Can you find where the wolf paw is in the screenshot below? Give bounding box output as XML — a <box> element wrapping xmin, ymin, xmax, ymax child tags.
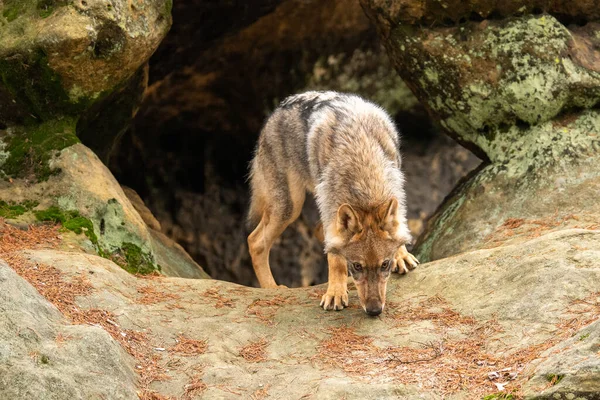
<box><xmin>320</xmin><ymin>283</ymin><xmax>349</xmax><ymax>311</ymax></box>
<box><xmin>393</xmin><ymin>245</ymin><xmax>420</xmax><ymax>274</ymax></box>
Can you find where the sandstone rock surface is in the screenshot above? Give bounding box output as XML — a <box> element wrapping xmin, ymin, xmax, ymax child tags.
<box><xmin>0</xmin><ymin>260</ymin><xmax>138</xmax><ymax>399</ymax></box>
<box><xmin>2</xmin><ymin>227</ymin><xmax>597</xmax><ymax>399</ymax></box>
<box><xmin>0</xmin><ymin>143</ymin><xmax>209</xmax><ymax>278</ymax></box>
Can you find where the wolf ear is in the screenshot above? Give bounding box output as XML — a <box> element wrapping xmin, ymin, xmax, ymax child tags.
<box><xmin>337</xmin><ymin>204</ymin><xmax>362</xmax><ymax>235</ymax></box>
<box><xmin>382</xmin><ymin>198</ymin><xmax>398</xmax><ymax>221</ymax></box>
<box><xmin>379</xmin><ymin>198</ymin><xmax>399</xmax><ymax>234</ymax></box>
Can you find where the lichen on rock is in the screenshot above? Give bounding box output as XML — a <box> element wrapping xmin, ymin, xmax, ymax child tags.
<box><xmin>362</xmin><ymin>1</ymin><xmax>600</xmax><ymax>267</ymax></box>
<box><xmin>382</xmin><ymin>14</ymin><xmax>600</xmax><ymax>158</ymax></box>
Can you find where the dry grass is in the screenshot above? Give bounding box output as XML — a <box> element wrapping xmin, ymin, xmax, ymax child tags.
<box><xmin>558</xmin><ymin>292</ymin><xmax>600</xmax><ymax>335</ymax></box>
<box><xmin>239</xmin><ymin>338</ymin><xmax>268</xmax><ymax>363</ymax></box>
<box><xmin>246</xmin><ymin>295</ymin><xmax>295</xmax><ymax>324</ymax></box>
<box><xmin>227</xmin><ymin>286</ymin><xmax>252</xmax><ymax>295</ymax></box>
<box><xmin>307</xmin><ymin>289</ymin><xmax>326</xmax><ymax>301</ymax></box>
<box><xmin>0</xmin><ymin>220</ymin><xmax>170</xmax><ymax>399</ymax></box>
<box><xmin>251</xmin><ymin>384</ymin><xmax>271</xmax><ymax>400</ymax></box>
<box><xmin>182</xmin><ymin>374</ymin><xmax>208</xmax><ymax>400</ymax></box>
<box><xmin>483</xmin><ymin>213</ymin><xmax>599</xmax><ymax>248</ymax></box>
<box><xmin>135</xmin><ymin>271</ymin><xmax>165</xmax><ymax>280</ymax></box>
<box><xmin>137</xmin><ymin>285</ymin><xmax>181</xmax><ymax>305</ymax></box>
<box><xmin>315</xmin><ymin>294</ymin><xmax>600</xmax><ymax>398</ymax></box>
<box><xmin>202</xmin><ymin>287</ymin><xmax>235</xmax><ymax>308</ymax></box>
<box><xmin>170</xmin><ymin>334</ymin><xmax>208</xmax><ymax>356</ymax></box>
<box><xmin>139</xmin><ymin>391</ymin><xmax>176</xmax><ymax>400</ymax></box>
<box><xmin>54</xmin><ymin>332</ymin><xmax>73</xmax><ymax>347</ymax></box>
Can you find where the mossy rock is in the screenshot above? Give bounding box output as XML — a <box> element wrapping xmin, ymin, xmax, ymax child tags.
<box><xmin>0</xmin><ymin>118</ymin><xmax>79</xmax><ymax>181</ymax></box>
<box><xmin>35</xmin><ymin>206</ymin><xmax>98</xmax><ymax>245</ymax></box>
<box><xmin>0</xmin><ymin>49</ymin><xmax>85</xmax><ymax>124</ymax></box>
<box><xmin>34</xmin><ymin>205</ymin><xmax>159</xmax><ymax>274</ymax></box>
<box><xmin>414</xmin><ymin>110</ymin><xmax>600</xmax><ymax>262</ymax></box>
<box><xmin>0</xmin><ymin>200</ymin><xmax>38</xmax><ymax>219</ymax></box>
<box><xmin>363</xmin><ymin>10</ymin><xmax>600</xmax><ymax>158</ymax></box>
<box><xmin>0</xmin><ymin>0</ymin><xmax>172</xmax><ymax>124</ymax></box>
<box><xmin>110</xmin><ymin>242</ymin><xmax>159</xmax><ymax>275</ymax></box>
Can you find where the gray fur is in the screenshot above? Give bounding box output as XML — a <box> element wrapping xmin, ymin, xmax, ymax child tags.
<box><xmin>248</xmin><ymin>91</ymin><xmax>411</xmax><ymax>252</ymax></box>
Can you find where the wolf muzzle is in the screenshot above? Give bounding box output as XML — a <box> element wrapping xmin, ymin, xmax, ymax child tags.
<box><xmin>365</xmin><ymin>300</ymin><xmax>383</xmax><ymax>316</ymax></box>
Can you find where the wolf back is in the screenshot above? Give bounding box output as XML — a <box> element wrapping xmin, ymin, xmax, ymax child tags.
<box><xmin>247</xmin><ymin>90</ymin><xmax>411</xmax><ymax>251</ymax></box>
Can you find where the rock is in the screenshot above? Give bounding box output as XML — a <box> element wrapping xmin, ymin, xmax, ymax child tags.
<box><xmin>121</xmin><ymin>185</ymin><xmax>162</xmax><ymax>232</ymax></box>
<box><xmin>361</xmin><ymin>0</ymin><xmax>600</xmax><ymax>27</ymax></box>
<box><xmin>0</xmin><ymin>0</ymin><xmax>171</xmax><ymax>124</ymax></box>
<box><xmin>523</xmin><ymin>320</ymin><xmax>600</xmax><ymax>399</ymax></box>
<box><xmin>149</xmin><ymin>228</ymin><xmax>210</xmax><ymax>279</ymax></box>
<box><xmin>0</xmin><ymin>260</ymin><xmax>138</xmax><ymax>399</ymax></box>
<box><xmin>415</xmin><ymin>110</ymin><xmax>600</xmax><ymax>262</ymax></box>
<box><xmin>49</xmin><ymin>144</ymin><xmax>152</xmax><ymax>255</ymax></box>
<box><xmin>8</xmin><ymin>226</ymin><xmax>599</xmax><ymax>398</ymax></box>
<box><xmin>0</xmin><ymin>142</ymin><xmax>209</xmax><ymax>278</ymax></box>
<box><xmin>363</xmin><ymin>11</ymin><xmax>600</xmax><ymax>157</ymax></box>
<box><xmin>0</xmin><ymin>0</ymin><xmax>188</xmax><ymax>277</ymax></box>
<box><xmin>361</xmin><ymin>2</ymin><xmax>600</xmax><ymax>262</ymax></box>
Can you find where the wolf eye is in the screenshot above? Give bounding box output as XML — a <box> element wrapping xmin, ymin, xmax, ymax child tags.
<box><xmin>352</xmin><ymin>262</ymin><xmax>363</xmax><ymax>272</ymax></box>
<box><xmin>381</xmin><ymin>260</ymin><xmax>391</xmax><ymax>271</ymax></box>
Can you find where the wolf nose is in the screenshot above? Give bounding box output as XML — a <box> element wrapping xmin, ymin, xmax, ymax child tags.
<box><xmin>365</xmin><ymin>306</ymin><xmax>382</xmax><ymax>316</ymax></box>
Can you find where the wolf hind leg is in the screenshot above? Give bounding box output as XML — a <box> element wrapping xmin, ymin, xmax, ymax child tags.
<box><xmin>247</xmin><ymin>175</ymin><xmax>306</xmax><ymax>288</ymax></box>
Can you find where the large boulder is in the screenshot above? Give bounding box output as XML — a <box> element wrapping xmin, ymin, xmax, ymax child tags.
<box><xmin>523</xmin><ymin>320</ymin><xmax>600</xmax><ymax>399</ymax></box>
<box><xmin>0</xmin><ymin>0</ymin><xmax>171</xmax><ymax>125</ymax></box>
<box><xmin>0</xmin><ymin>143</ymin><xmax>208</xmax><ymax>278</ymax></box>
<box><xmin>0</xmin><ymin>0</ymin><xmax>207</xmax><ymax>278</ymax></box>
<box><xmin>0</xmin><ymin>261</ymin><xmax>138</xmax><ymax>399</ymax></box>
<box><xmin>361</xmin><ymin>1</ymin><xmax>600</xmax><ymax>262</ymax></box>
<box><xmin>2</xmin><ymin>225</ymin><xmax>597</xmax><ymax>398</ymax></box>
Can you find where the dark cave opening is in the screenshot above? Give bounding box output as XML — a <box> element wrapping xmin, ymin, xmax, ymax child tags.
<box><xmin>107</xmin><ymin>0</ymin><xmax>481</xmax><ymax>288</ymax></box>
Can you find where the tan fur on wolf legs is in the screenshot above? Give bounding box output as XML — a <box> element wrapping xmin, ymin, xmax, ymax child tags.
<box><xmin>248</xmin><ymin>213</ymin><xmax>286</xmax><ymax>288</ymax></box>
<box><xmin>393</xmin><ymin>244</ymin><xmax>419</xmax><ymax>274</ymax></box>
<box><xmin>320</xmin><ymin>253</ymin><xmax>349</xmax><ymax>310</ymax></box>
<box><xmin>248</xmin><ymin>188</ymin><xmax>305</xmax><ymax>288</ymax></box>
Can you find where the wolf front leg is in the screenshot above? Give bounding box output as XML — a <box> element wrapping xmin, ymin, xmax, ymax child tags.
<box><xmin>321</xmin><ymin>253</ymin><xmax>349</xmax><ymax>310</ymax></box>
<box><xmin>393</xmin><ymin>245</ymin><xmax>420</xmax><ymax>274</ymax></box>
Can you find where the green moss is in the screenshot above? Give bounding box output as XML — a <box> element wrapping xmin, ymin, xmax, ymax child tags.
<box><xmin>579</xmin><ymin>332</ymin><xmax>590</xmax><ymax>341</ymax></box>
<box><xmin>0</xmin><ymin>49</ymin><xmax>92</xmax><ymax>122</ymax></box>
<box><xmin>37</xmin><ymin>0</ymin><xmax>55</xmax><ymax>18</ymax></box>
<box><xmin>40</xmin><ymin>354</ymin><xmax>49</xmax><ymax>364</ymax></box>
<box><xmin>1</xmin><ymin>117</ymin><xmax>79</xmax><ymax>181</ymax></box>
<box><xmin>34</xmin><ymin>206</ymin><xmax>159</xmax><ymax>275</ymax></box>
<box><xmin>2</xmin><ymin>0</ymin><xmax>60</xmax><ymax>21</ymax></box>
<box><xmin>112</xmin><ymin>242</ymin><xmax>158</xmax><ymax>275</ymax></box>
<box><xmin>35</xmin><ymin>206</ymin><xmax>98</xmax><ymax>245</ymax></box>
<box><xmin>164</xmin><ymin>0</ymin><xmax>173</xmax><ymax>16</ymax></box>
<box><xmin>482</xmin><ymin>394</ymin><xmax>514</xmax><ymax>400</ymax></box>
<box><xmin>63</xmin><ymin>216</ymin><xmax>98</xmax><ymax>244</ymax></box>
<box><xmin>2</xmin><ymin>0</ymin><xmax>28</xmax><ymax>22</ymax></box>
<box><xmin>0</xmin><ymin>200</ymin><xmax>38</xmax><ymax>218</ymax></box>
<box><xmin>545</xmin><ymin>374</ymin><xmax>564</xmax><ymax>385</ymax></box>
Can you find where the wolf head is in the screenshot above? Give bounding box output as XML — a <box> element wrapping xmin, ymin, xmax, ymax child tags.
<box><xmin>328</xmin><ymin>198</ymin><xmax>411</xmax><ymax>316</ymax></box>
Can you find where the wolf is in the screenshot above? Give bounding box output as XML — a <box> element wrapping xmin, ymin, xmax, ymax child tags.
<box><xmin>247</xmin><ymin>91</ymin><xmax>419</xmax><ymax>316</ymax></box>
